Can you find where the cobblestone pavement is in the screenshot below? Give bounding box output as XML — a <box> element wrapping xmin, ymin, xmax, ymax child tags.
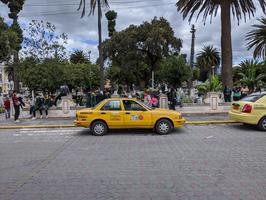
<box><xmin>0</xmin><ymin>124</ymin><xmax>266</xmax><ymax>200</ymax></box>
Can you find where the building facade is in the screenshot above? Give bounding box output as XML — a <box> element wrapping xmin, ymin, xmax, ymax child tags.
<box><xmin>0</xmin><ymin>63</ymin><xmax>13</xmax><ymax>95</ymax></box>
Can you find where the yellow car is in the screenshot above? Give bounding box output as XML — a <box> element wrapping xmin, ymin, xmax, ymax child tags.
<box><xmin>229</xmin><ymin>92</ymin><xmax>266</xmax><ymax>131</ymax></box>
<box><xmin>75</xmin><ymin>98</ymin><xmax>185</xmax><ymax>135</ymax></box>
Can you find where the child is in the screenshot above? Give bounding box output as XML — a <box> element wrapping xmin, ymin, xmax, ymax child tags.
<box><xmin>3</xmin><ymin>96</ymin><xmax>11</xmax><ymax>119</ymax></box>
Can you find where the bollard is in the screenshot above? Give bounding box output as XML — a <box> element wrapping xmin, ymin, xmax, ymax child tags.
<box><xmin>209</xmin><ymin>92</ymin><xmax>219</xmax><ymax>111</ymax></box>
<box><xmin>159</xmin><ymin>93</ymin><xmax>169</xmax><ymax>109</ymax></box>
<box><xmin>61</xmin><ymin>96</ymin><xmax>70</xmax><ymax>114</ymax></box>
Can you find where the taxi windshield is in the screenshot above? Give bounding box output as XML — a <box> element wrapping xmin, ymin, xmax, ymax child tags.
<box><xmin>241</xmin><ymin>93</ymin><xmax>265</xmax><ymax>102</ymax></box>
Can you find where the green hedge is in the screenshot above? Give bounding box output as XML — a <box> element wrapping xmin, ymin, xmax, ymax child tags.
<box><xmin>0</xmin><ymin>107</ymin><xmax>5</xmax><ymax>113</ymax></box>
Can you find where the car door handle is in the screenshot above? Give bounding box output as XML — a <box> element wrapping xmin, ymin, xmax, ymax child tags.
<box><xmin>101</xmin><ymin>112</ymin><xmax>106</xmax><ymax>115</ymax></box>
<box><xmin>125</xmin><ymin>112</ymin><xmax>130</xmax><ymax>114</ymax></box>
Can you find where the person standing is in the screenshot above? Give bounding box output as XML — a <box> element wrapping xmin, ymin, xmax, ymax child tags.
<box><xmin>12</xmin><ymin>91</ymin><xmax>20</xmax><ymax>122</ymax></box>
<box><xmin>3</xmin><ymin>95</ymin><xmax>11</xmax><ymax>119</ymax></box>
<box><xmin>223</xmin><ymin>86</ymin><xmax>232</xmax><ymax>102</ymax></box>
<box><xmin>43</xmin><ymin>95</ymin><xmax>51</xmax><ymax>118</ymax></box>
<box><xmin>241</xmin><ymin>85</ymin><xmax>249</xmax><ymax>98</ymax></box>
<box><xmin>168</xmin><ymin>88</ymin><xmax>177</xmax><ymax>110</ymax></box>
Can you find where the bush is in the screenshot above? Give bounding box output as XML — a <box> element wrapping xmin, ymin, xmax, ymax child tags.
<box><xmin>0</xmin><ymin>107</ymin><xmax>5</xmax><ymax>113</ymax></box>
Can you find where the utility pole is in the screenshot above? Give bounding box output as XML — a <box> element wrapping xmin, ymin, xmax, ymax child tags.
<box><xmin>190</xmin><ymin>25</ymin><xmax>196</xmax><ymax>68</ymax></box>
<box><xmin>188</xmin><ymin>24</ymin><xmax>196</xmax><ymax>96</ymax></box>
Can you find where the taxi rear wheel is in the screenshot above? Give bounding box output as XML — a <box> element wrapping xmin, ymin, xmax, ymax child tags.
<box><xmin>155</xmin><ymin>119</ymin><xmax>173</xmax><ymax>135</ymax></box>
<box><xmin>91</xmin><ymin>121</ymin><xmax>108</xmax><ymax>136</ymax></box>
<box><xmin>258</xmin><ymin>117</ymin><xmax>266</xmax><ymax>131</ymax></box>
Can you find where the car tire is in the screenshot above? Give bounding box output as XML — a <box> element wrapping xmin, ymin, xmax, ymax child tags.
<box><xmin>91</xmin><ymin>121</ymin><xmax>108</xmax><ymax>136</ymax></box>
<box><xmin>155</xmin><ymin>119</ymin><xmax>173</xmax><ymax>135</ymax></box>
<box><xmin>258</xmin><ymin>117</ymin><xmax>266</xmax><ymax>131</ymax></box>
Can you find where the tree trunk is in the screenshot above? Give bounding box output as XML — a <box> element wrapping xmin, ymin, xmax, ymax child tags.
<box><xmin>221</xmin><ymin>2</ymin><xmax>233</xmax><ymax>88</ymax></box>
<box><xmin>97</xmin><ymin>0</ymin><xmax>104</xmax><ymax>91</ymax></box>
<box><xmin>13</xmin><ymin>51</ymin><xmax>20</xmax><ymax>92</ymax></box>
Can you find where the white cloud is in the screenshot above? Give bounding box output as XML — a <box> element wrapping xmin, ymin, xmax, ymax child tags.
<box><xmin>0</xmin><ymin>0</ymin><xmax>265</xmax><ymax>64</ymax></box>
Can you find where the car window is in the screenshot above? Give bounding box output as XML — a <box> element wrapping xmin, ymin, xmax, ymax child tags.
<box><xmin>241</xmin><ymin>94</ymin><xmax>265</xmax><ymax>102</ymax></box>
<box><xmin>123</xmin><ymin>100</ymin><xmax>146</xmax><ymax>111</ymax></box>
<box><xmin>101</xmin><ymin>100</ymin><xmax>121</xmax><ymax>111</ymax></box>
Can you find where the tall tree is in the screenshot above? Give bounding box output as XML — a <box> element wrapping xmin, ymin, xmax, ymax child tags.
<box><xmin>196</xmin><ymin>45</ymin><xmax>220</xmax><ymax>81</ymax></box>
<box><xmin>246</xmin><ymin>17</ymin><xmax>266</xmax><ymax>59</ymax></box>
<box><xmin>0</xmin><ymin>17</ymin><xmax>18</xmax><ymax>62</ymax></box>
<box><xmin>78</xmin><ymin>0</ymin><xmax>109</xmax><ymax>91</ymax></box>
<box><xmin>176</xmin><ymin>0</ymin><xmax>266</xmax><ymax>88</ymax></box>
<box><xmin>1</xmin><ymin>0</ymin><xmax>25</xmax><ymax>91</ymax></box>
<box><xmin>105</xmin><ymin>10</ymin><xmax>117</xmax><ymax>37</ymax></box>
<box><xmin>23</xmin><ymin>20</ymin><xmax>68</xmax><ymax>60</ymax></box>
<box><xmin>103</xmin><ymin>17</ymin><xmax>182</xmax><ymax>89</ymax></box>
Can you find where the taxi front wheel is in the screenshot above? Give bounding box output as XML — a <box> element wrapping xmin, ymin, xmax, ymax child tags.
<box><xmin>91</xmin><ymin>121</ymin><xmax>108</xmax><ymax>136</ymax></box>
<box><xmin>258</xmin><ymin>117</ymin><xmax>266</xmax><ymax>131</ymax></box>
<box><xmin>155</xmin><ymin>119</ymin><xmax>173</xmax><ymax>135</ymax></box>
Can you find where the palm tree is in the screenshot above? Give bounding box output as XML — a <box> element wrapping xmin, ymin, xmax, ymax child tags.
<box><xmin>196</xmin><ymin>45</ymin><xmax>220</xmax><ymax>81</ymax></box>
<box><xmin>238</xmin><ymin>65</ymin><xmax>266</xmax><ymax>92</ymax></box>
<box><xmin>78</xmin><ymin>0</ymin><xmax>109</xmax><ymax>91</ymax></box>
<box><xmin>246</xmin><ymin>17</ymin><xmax>266</xmax><ymax>59</ymax></box>
<box><xmin>70</xmin><ymin>50</ymin><xmax>88</xmax><ymax>64</ymax></box>
<box><xmin>176</xmin><ymin>0</ymin><xmax>266</xmax><ymax>88</ymax></box>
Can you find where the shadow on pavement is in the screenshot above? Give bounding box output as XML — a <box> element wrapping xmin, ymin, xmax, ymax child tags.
<box><xmin>229</xmin><ymin>123</ymin><xmax>261</xmax><ymax>132</ymax></box>
<box><xmin>75</xmin><ymin>127</ymin><xmax>186</xmax><ymax>136</ymax></box>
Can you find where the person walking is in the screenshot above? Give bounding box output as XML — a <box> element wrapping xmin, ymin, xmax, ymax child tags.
<box><xmin>12</xmin><ymin>91</ymin><xmax>20</xmax><ymax>122</ymax></box>
<box><xmin>3</xmin><ymin>95</ymin><xmax>11</xmax><ymax>119</ymax></box>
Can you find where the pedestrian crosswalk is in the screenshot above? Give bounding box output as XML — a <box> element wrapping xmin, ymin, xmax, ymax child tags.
<box><xmin>14</xmin><ymin>128</ymin><xmax>83</xmax><ymax>137</ymax></box>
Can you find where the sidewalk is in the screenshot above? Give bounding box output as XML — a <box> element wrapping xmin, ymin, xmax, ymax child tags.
<box><xmin>0</xmin><ymin>113</ymin><xmax>235</xmax><ymax>129</ymax></box>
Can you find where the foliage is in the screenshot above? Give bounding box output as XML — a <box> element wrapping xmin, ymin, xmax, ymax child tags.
<box><xmin>62</xmin><ymin>63</ymin><xmax>100</xmax><ymax>90</ymax></box>
<box><xmin>19</xmin><ymin>57</ymin><xmax>100</xmax><ymax>93</ymax></box>
<box><xmin>196</xmin><ymin>45</ymin><xmax>220</xmax><ymax>81</ymax></box>
<box><xmin>78</xmin><ymin>0</ymin><xmax>109</xmax><ymax>17</ymax></box>
<box><xmin>19</xmin><ymin>58</ymin><xmax>65</xmax><ymax>92</ymax></box>
<box><xmin>176</xmin><ymin>0</ymin><xmax>266</xmax><ymax>24</ymax></box>
<box><xmin>0</xmin><ymin>0</ymin><xmax>25</xmax><ymax>20</ymax></box>
<box><xmin>156</xmin><ymin>55</ymin><xmax>191</xmax><ymax>88</ymax></box>
<box><xmin>238</xmin><ymin>64</ymin><xmax>266</xmax><ymax>91</ymax></box>
<box><xmin>0</xmin><ymin>17</ymin><xmax>18</xmax><ymax>62</ymax></box>
<box><xmin>233</xmin><ymin>59</ymin><xmax>266</xmax><ymax>84</ymax></box>
<box><xmin>105</xmin><ymin>10</ymin><xmax>117</xmax><ymax>37</ymax></box>
<box><xmin>70</xmin><ymin>50</ymin><xmax>89</xmax><ymax>64</ymax></box>
<box><xmin>103</xmin><ymin>17</ymin><xmax>182</xmax><ymax>87</ymax></box>
<box><xmin>176</xmin><ymin>0</ymin><xmax>266</xmax><ymax>88</ymax></box>
<box><xmin>22</xmin><ymin>20</ymin><xmax>68</xmax><ymax>60</ymax></box>
<box><xmin>196</xmin><ymin>75</ymin><xmax>223</xmax><ymax>95</ymax></box>
<box><xmin>246</xmin><ymin>17</ymin><xmax>266</xmax><ymax>59</ymax></box>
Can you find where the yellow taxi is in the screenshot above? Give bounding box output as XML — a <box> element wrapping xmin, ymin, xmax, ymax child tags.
<box><xmin>75</xmin><ymin>98</ymin><xmax>185</xmax><ymax>135</ymax></box>
<box><xmin>229</xmin><ymin>92</ymin><xmax>266</xmax><ymax>131</ymax></box>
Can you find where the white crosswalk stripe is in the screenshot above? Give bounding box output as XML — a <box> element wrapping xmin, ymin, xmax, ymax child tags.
<box><xmin>14</xmin><ymin>128</ymin><xmax>83</xmax><ymax>137</ymax></box>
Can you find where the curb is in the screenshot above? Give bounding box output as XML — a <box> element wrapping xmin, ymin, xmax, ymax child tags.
<box><xmin>0</xmin><ymin>124</ymin><xmax>75</xmax><ymax>129</ymax></box>
<box><xmin>185</xmin><ymin>120</ymin><xmax>238</xmax><ymax>125</ymax></box>
<box><xmin>0</xmin><ymin>121</ymin><xmax>239</xmax><ymax>129</ymax></box>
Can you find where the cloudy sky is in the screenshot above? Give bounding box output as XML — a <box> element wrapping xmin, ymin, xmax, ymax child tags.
<box><xmin>0</xmin><ymin>0</ymin><xmax>265</xmax><ymax>64</ymax></box>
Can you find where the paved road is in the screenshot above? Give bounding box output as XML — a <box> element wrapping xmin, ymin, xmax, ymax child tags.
<box><xmin>0</xmin><ymin>125</ymin><xmax>266</xmax><ymax>200</ymax></box>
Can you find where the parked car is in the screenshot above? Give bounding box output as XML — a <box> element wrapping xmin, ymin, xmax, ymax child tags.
<box><xmin>229</xmin><ymin>92</ymin><xmax>266</xmax><ymax>131</ymax></box>
<box><xmin>75</xmin><ymin>98</ymin><xmax>185</xmax><ymax>136</ymax></box>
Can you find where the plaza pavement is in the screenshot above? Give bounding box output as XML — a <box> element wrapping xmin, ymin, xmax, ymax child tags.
<box><xmin>0</xmin><ymin>124</ymin><xmax>265</xmax><ymax>200</ymax></box>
